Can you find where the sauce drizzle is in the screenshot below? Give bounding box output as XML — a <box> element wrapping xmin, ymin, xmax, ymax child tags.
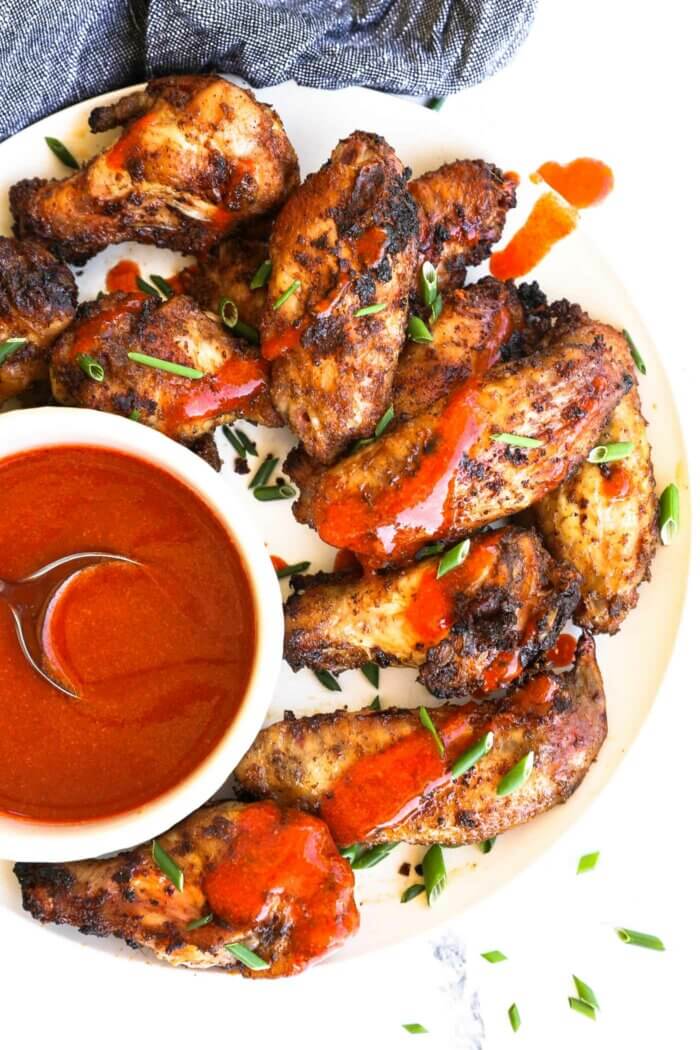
<box><xmin>490</xmin><ymin>192</ymin><xmax>578</xmax><ymax>282</ymax></box>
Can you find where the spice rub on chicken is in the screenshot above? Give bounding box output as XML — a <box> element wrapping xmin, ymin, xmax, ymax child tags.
<box><xmin>10</xmin><ymin>75</ymin><xmax>300</xmax><ymax>264</ymax></box>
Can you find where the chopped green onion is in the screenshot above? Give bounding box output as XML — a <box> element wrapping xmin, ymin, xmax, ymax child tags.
<box><xmin>351</xmin><ymin>842</ymin><xmax>398</xmax><ymax>870</ymax></box>
<box><xmin>577</xmin><ymin>850</ymin><xmax>600</xmax><ymax>874</ymax></box>
<box><xmin>623</xmin><ymin>328</ymin><xmax>646</xmax><ymax>375</ymax></box>
<box><xmin>587</xmin><ymin>441</ymin><xmax>633</xmax><ymax>464</ymax></box>
<box><xmin>151</xmin><ymin>839</ymin><xmax>184</xmax><ymax>891</ymax></box>
<box><xmin>420</xmin><ymin>261</ymin><xmax>438</xmax><ymax>307</ymax></box>
<box><xmin>248</xmin><ymin>454</ymin><xmax>278</xmax><ymax>490</ymax></box>
<box><xmin>374</xmin><ymin>404</ymin><xmax>395</xmax><ymax>437</ymax></box>
<box><xmin>185</xmin><ymin>913</ymin><xmax>213</xmax><ymax>931</ymax></box>
<box><xmin>659</xmin><ymin>483</ymin><xmax>680</xmax><ymax>545</ymax></box>
<box><xmin>481</xmin><ymin>950</ymin><xmax>507</xmax><ymax>963</ymax></box>
<box><xmin>314</xmin><ymin>669</ymin><xmax>341</xmax><ymax>691</ymax></box>
<box><xmin>508</xmin><ymin>1003</ymin><xmax>521</xmax><ymax>1033</ymax></box>
<box><xmin>430</xmin><ymin>291</ymin><xmax>444</xmax><ymax>325</ymax></box>
<box><xmin>408</xmin><ymin>315</ymin><xmax>433</xmax><ymax>342</ymax></box>
<box><xmin>416</xmin><ymin>541</ymin><xmax>446</xmax><ymax>561</ymax></box>
<box><xmin>451</xmin><ymin>731</ymin><xmax>494</xmax><ymax>779</ymax></box>
<box><xmin>136</xmin><ymin>276</ymin><xmax>161</xmax><ymax>297</ymax></box>
<box><xmin>232</xmin><ymin>319</ymin><xmax>260</xmax><ymax>345</ymax></box>
<box><xmin>497</xmin><ymin>751</ymin><xmax>535</xmax><ymax>796</ymax></box>
<box><xmin>77</xmin><ymin>354</ymin><xmax>105</xmax><ymax>382</ymax></box>
<box><xmin>222</xmin><ymin>424</ymin><xmax>246</xmax><ymax>456</ymax></box>
<box><xmin>275</xmin><ymin>560</ymin><xmax>311</xmax><ymax>579</ymax></box>
<box><xmin>250</xmin><ymin>259</ymin><xmax>272</xmax><ymax>290</ymax></box>
<box><xmin>45</xmin><ymin>136</ymin><xmax>79</xmax><ymax>170</ymax></box>
<box><xmin>401</xmin><ymin>883</ymin><xmax>425</xmax><ymax>903</ymax></box>
<box><xmin>339</xmin><ymin>844</ymin><xmax>363</xmax><ymax>864</ymax></box>
<box><xmin>369</xmin><ymin>695</ymin><xmax>381</xmax><ymax>711</ymax></box>
<box><xmin>219</xmin><ymin>297</ymin><xmax>239</xmax><ymax>329</ymax></box>
<box><xmin>129</xmin><ymin>408</ymin><xmax>140</xmax><ymax>422</ymax></box>
<box><xmin>568</xmin><ymin>997</ymin><xmax>596</xmax><ymax>1021</ymax></box>
<box><xmin>361</xmin><ymin>662</ymin><xmax>380</xmax><ymax>688</ymax></box>
<box><xmin>234</xmin><ymin>428</ymin><xmax>257</xmax><ymax>455</ymax></box>
<box><xmin>419</xmin><ymin>706</ymin><xmax>445</xmax><ymax>758</ymax></box>
<box><xmin>273</xmin><ymin>279</ymin><xmax>301</xmax><ymax>310</ymax></box>
<box><xmin>402</xmin><ymin>1023</ymin><xmax>428</xmax><ymax>1034</ymax></box>
<box><xmin>476</xmin><ymin>838</ymin><xmax>496</xmax><ymax>854</ymax></box>
<box><xmin>0</xmin><ymin>337</ymin><xmax>27</xmax><ymax>365</ymax></box>
<box><xmin>354</xmin><ymin>303</ymin><xmax>388</xmax><ymax>317</ymax></box>
<box><xmin>572</xmin><ymin>976</ymin><xmax>599</xmax><ymax>1010</ymax></box>
<box><xmin>422</xmin><ymin>844</ymin><xmax>446</xmax><ymax>906</ymax></box>
<box><xmin>491</xmin><ymin>432</ymin><xmax>543</xmax><ymax>449</ymax></box>
<box><xmin>436</xmin><ymin>538</ymin><xmax>471</xmax><ymax>579</ymax></box>
<box><xmin>615</xmin><ymin>927</ymin><xmax>665</xmax><ymax>951</ymax></box>
<box><xmin>149</xmin><ymin>274</ymin><xmax>174</xmax><ymax>299</ymax></box>
<box><xmin>224</xmin><ymin>942</ymin><xmax>270</xmax><ymax>971</ymax></box>
<box><xmin>127</xmin><ymin>351</ymin><xmax>204</xmax><ymax>379</ymax></box>
<box><xmin>426</xmin><ymin>97</ymin><xmax>445</xmax><ymax>111</ymax></box>
<box><xmin>252</xmin><ymin>483</ymin><xmax>296</xmax><ymax>501</ymax></box>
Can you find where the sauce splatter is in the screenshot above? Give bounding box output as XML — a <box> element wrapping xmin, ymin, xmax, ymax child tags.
<box><xmin>261</xmin><ymin>325</ymin><xmax>303</xmax><ymax>362</ymax></box>
<box><xmin>490</xmin><ymin>192</ymin><xmax>578</xmax><ymax>281</ymax></box>
<box><xmin>355</xmin><ymin>227</ymin><xmax>386</xmax><ymax>268</ymax></box>
<box><xmin>105</xmin><ymin>259</ymin><xmax>142</xmax><ymax>294</ymax></box>
<box><xmin>163</xmin><ymin>355</ymin><xmax>267</xmax><ymax>432</ymax></box>
<box><xmin>534</xmin><ymin>158</ymin><xmax>614</xmax><ymax>209</ymax></box>
<box><xmin>270</xmin><ymin>555</ymin><xmax>287</xmax><ymax>572</ymax></box>
<box><xmin>105</xmin><ymin>112</ymin><xmax>158</xmax><ymax>170</ymax></box>
<box><xmin>546</xmin><ymin>632</ymin><xmax>577</xmax><ymax>668</ymax></box>
<box><xmin>601</xmin><ymin>464</ymin><xmax>631</xmax><ymax>501</ymax></box>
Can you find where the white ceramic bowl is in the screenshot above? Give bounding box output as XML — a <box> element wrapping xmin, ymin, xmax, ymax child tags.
<box><xmin>0</xmin><ymin>407</ymin><xmax>284</xmax><ymax>862</ymax></box>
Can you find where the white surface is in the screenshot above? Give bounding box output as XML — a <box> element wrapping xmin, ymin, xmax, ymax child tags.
<box><xmin>1</xmin><ymin>0</ymin><xmax>698</xmax><ymax>1046</ymax></box>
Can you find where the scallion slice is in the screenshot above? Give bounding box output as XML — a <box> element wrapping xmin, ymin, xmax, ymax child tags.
<box><xmin>416</xmin><ymin>541</ymin><xmax>446</xmax><ymax>561</ymax></box>
<box><xmin>577</xmin><ymin>850</ymin><xmax>600</xmax><ymax>874</ymax></box>
<box><xmin>419</xmin><ymin>706</ymin><xmax>445</xmax><ymax>758</ymax></box>
<box><xmin>232</xmin><ymin>319</ymin><xmax>260</xmax><ymax>345</ymax></box>
<box><xmin>224</xmin><ymin>942</ymin><xmax>270</xmax><ymax>971</ymax></box>
<box><xmin>339</xmin><ymin>843</ymin><xmax>363</xmax><ymax>864</ymax></box>
<box><xmin>368</xmin><ymin>695</ymin><xmax>381</xmax><ymax>711</ymax></box>
<box><xmin>45</xmin><ymin>136</ymin><xmax>79</xmax><ymax>170</ymax></box>
<box><xmin>222</xmin><ymin>424</ymin><xmax>246</xmax><ymax>456</ymax></box>
<box><xmin>436</xmin><ymin>538</ymin><xmax>470</xmax><ymax>579</ymax></box>
<box><xmin>508</xmin><ymin>1003</ymin><xmax>521</xmax><ymax>1032</ymax></box>
<box><xmin>275</xmin><ymin>560</ymin><xmax>311</xmax><ymax>579</ymax></box>
<box><xmin>136</xmin><ymin>276</ymin><xmax>161</xmax><ymax>298</ymax></box>
<box><xmin>422</xmin><ymin>844</ymin><xmax>446</xmax><ymax>906</ymax></box>
<box><xmin>451</xmin><ymin>731</ymin><xmax>494</xmax><ymax>779</ymax></box>
<box><xmin>235</xmin><ymin>428</ymin><xmax>257</xmax><ymax>455</ymax></box>
<box><xmin>481</xmin><ymin>950</ymin><xmax>507</xmax><ymax>963</ymax></box>
<box><xmin>77</xmin><ymin>354</ymin><xmax>105</xmax><ymax>382</ymax></box>
<box><xmin>491</xmin><ymin>432</ymin><xmax>543</xmax><ymax>449</ymax></box>
<box><xmin>248</xmin><ymin>454</ymin><xmax>278</xmax><ymax>490</ymax></box>
<box><xmin>420</xmin><ymin>261</ymin><xmax>438</xmax><ymax>307</ymax></box>
<box><xmin>129</xmin><ymin>408</ymin><xmax>140</xmax><ymax>422</ymax></box>
<box><xmin>149</xmin><ymin>274</ymin><xmax>174</xmax><ymax>299</ymax></box>
<box><xmin>476</xmin><ymin>838</ymin><xmax>496</xmax><ymax>854</ymax></box>
<box><xmin>572</xmin><ymin>976</ymin><xmax>599</xmax><ymax>1010</ymax></box>
<box><xmin>374</xmin><ymin>404</ymin><xmax>395</xmax><ymax>437</ymax></box>
<box><xmin>152</xmin><ymin>839</ymin><xmax>184</xmax><ymax>891</ymax></box>
<box><xmin>402</xmin><ymin>1023</ymin><xmax>428</xmax><ymax>1034</ymax></box>
<box><xmin>430</xmin><ymin>292</ymin><xmax>444</xmax><ymax>325</ymax></box>
<box><xmin>401</xmin><ymin>883</ymin><xmax>425</xmax><ymax>903</ymax></box>
<box><xmin>219</xmin><ymin>297</ymin><xmax>239</xmax><ymax>329</ymax></box>
<box><xmin>426</xmin><ymin>97</ymin><xmax>445</xmax><ymax>111</ymax></box>
<box><xmin>127</xmin><ymin>351</ymin><xmax>204</xmax><ymax>379</ymax></box>
<box><xmin>659</xmin><ymin>483</ymin><xmax>680</xmax><ymax>545</ymax></box>
<box><xmin>314</xmin><ymin>669</ymin><xmax>341</xmax><ymax>691</ymax></box>
<box><xmin>273</xmin><ymin>279</ymin><xmax>301</xmax><ymax>310</ymax></box>
<box><xmin>250</xmin><ymin>259</ymin><xmax>272</xmax><ymax>290</ymax></box>
<box><xmin>361</xmin><ymin>662</ymin><xmax>380</xmax><ymax>688</ymax></box>
<box><xmin>408</xmin><ymin>315</ymin><xmax>433</xmax><ymax>343</ymax></box>
<box><xmin>351</xmin><ymin>842</ymin><xmax>398</xmax><ymax>870</ymax></box>
<box><xmin>568</xmin><ymin>997</ymin><xmax>596</xmax><ymax>1021</ymax></box>
<box><xmin>0</xmin><ymin>337</ymin><xmax>27</xmax><ymax>365</ymax></box>
<box><xmin>623</xmin><ymin>328</ymin><xmax>646</xmax><ymax>375</ymax></box>
<box><xmin>354</xmin><ymin>303</ymin><xmax>388</xmax><ymax>318</ymax></box>
<box><xmin>587</xmin><ymin>441</ymin><xmax>633</xmax><ymax>464</ymax></box>
<box><xmin>496</xmin><ymin>751</ymin><xmax>535</xmax><ymax>796</ymax></box>
<box><xmin>185</xmin><ymin>913</ymin><xmax>213</xmax><ymax>931</ymax></box>
<box><xmin>252</xmin><ymin>483</ymin><xmax>296</xmax><ymax>501</ymax></box>
<box><xmin>615</xmin><ymin>927</ymin><xmax>665</xmax><ymax>951</ymax></box>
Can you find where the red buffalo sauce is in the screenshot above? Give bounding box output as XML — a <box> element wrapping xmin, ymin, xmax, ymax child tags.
<box><xmin>0</xmin><ymin>446</ymin><xmax>255</xmax><ymax>823</ymax></box>
<box><xmin>534</xmin><ymin>158</ymin><xmax>614</xmax><ymax>209</ymax></box>
<box><xmin>270</xmin><ymin>555</ymin><xmax>287</xmax><ymax>572</ymax></box>
<box><xmin>162</xmin><ymin>355</ymin><xmax>267</xmax><ymax>432</ymax></box>
<box><xmin>546</xmin><ymin>632</ymin><xmax>577</xmax><ymax>668</ymax></box>
<box><xmin>105</xmin><ymin>112</ymin><xmax>158</xmax><ymax>170</ymax></box>
<box><xmin>601</xmin><ymin>464</ymin><xmax>631</xmax><ymax>501</ymax></box>
<box><xmin>106</xmin><ymin>259</ymin><xmax>142</xmax><ymax>293</ymax></box>
<box><xmin>355</xmin><ymin>227</ymin><xmax>386</xmax><ymax>267</ymax></box>
<box><xmin>204</xmin><ymin>801</ymin><xmax>359</xmax><ymax>969</ymax></box>
<box><xmin>70</xmin><ymin>293</ymin><xmax>145</xmax><ymax>361</ymax></box>
<box><xmin>334</xmin><ymin>549</ymin><xmax>361</xmax><ymax>574</ymax></box>
<box><xmin>490</xmin><ymin>192</ymin><xmax>578</xmax><ymax>281</ymax></box>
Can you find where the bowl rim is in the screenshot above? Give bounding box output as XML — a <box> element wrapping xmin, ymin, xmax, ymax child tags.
<box><xmin>0</xmin><ymin>406</ymin><xmax>283</xmax><ymax>862</ymax></box>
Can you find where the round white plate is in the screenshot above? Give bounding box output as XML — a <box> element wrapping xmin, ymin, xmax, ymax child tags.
<box><xmin>0</xmin><ymin>82</ymin><xmax>689</xmax><ymax>973</ymax></box>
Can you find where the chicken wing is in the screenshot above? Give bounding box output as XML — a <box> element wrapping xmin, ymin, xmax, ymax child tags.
<box><xmin>293</xmin><ymin>305</ymin><xmax>632</xmax><ymax>568</ymax></box>
<box><xmin>234</xmin><ymin>634</ymin><xmax>606</xmax><ymax>847</ymax></box>
<box><xmin>10</xmin><ymin>75</ymin><xmax>299</xmax><ymax>265</ymax></box>
<box><xmin>260</xmin><ymin>131</ymin><xmax>419</xmax><ymax>463</ymax></box>
<box><xmin>535</xmin><ymin>329</ymin><xmax>658</xmax><ymax>632</ymax></box>
<box><xmin>50</xmin><ymin>291</ymin><xmax>280</xmax><ymax>441</ymax></box>
<box><xmin>183</xmin><ymin>235</ymin><xmax>269</xmax><ymax>329</ymax></box>
<box><xmin>284</xmin><ymin>526</ymin><xmax>580</xmax><ymax>697</ymax></box>
<box><xmin>14</xmin><ymin>800</ymin><xmax>358</xmax><ymax>978</ymax></box>
<box><xmin>0</xmin><ymin>237</ymin><xmax>77</xmax><ymax>403</ymax></box>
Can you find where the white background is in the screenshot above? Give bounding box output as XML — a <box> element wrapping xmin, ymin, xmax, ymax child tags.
<box><xmin>2</xmin><ymin>1</ymin><xmax>698</xmax><ymax>1047</ymax></box>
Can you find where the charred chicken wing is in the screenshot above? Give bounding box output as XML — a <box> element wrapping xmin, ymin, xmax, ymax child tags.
<box><xmin>183</xmin><ymin>235</ymin><xmax>269</xmax><ymax>329</ymax></box>
<box><xmin>10</xmin><ymin>75</ymin><xmax>299</xmax><ymax>264</ymax></box>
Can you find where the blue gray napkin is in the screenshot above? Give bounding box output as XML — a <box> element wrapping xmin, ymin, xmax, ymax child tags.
<box><xmin>0</xmin><ymin>0</ymin><xmax>536</xmax><ymax>140</ymax></box>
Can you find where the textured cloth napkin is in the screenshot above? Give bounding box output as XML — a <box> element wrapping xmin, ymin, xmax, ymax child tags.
<box><xmin>0</xmin><ymin>0</ymin><xmax>536</xmax><ymax>140</ymax></box>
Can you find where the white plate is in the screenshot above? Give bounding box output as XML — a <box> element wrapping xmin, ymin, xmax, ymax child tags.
<box><xmin>0</xmin><ymin>82</ymin><xmax>690</xmax><ymax>972</ymax></box>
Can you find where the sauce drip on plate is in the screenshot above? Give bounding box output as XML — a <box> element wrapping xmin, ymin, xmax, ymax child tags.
<box><xmin>490</xmin><ymin>192</ymin><xmax>578</xmax><ymax>281</ymax></box>
<box><xmin>105</xmin><ymin>259</ymin><xmax>142</xmax><ymax>293</ymax></box>
<box><xmin>534</xmin><ymin>158</ymin><xmax>614</xmax><ymax>209</ymax></box>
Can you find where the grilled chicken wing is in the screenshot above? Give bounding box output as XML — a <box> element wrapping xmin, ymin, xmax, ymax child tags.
<box><xmin>260</xmin><ymin>131</ymin><xmax>419</xmax><ymax>463</ymax></box>
<box><xmin>0</xmin><ymin>237</ymin><xmax>77</xmax><ymax>403</ymax></box>
<box><xmin>10</xmin><ymin>75</ymin><xmax>299</xmax><ymax>265</ymax></box>
<box><xmin>293</xmin><ymin>306</ymin><xmax>632</xmax><ymax>568</ymax></box>
<box><xmin>234</xmin><ymin>634</ymin><xmax>606</xmax><ymax>846</ymax></box>
<box><xmin>535</xmin><ymin>327</ymin><xmax>658</xmax><ymax>632</ymax></box>
<box><xmin>14</xmin><ymin>800</ymin><xmax>358</xmax><ymax>978</ymax></box>
<box><xmin>50</xmin><ymin>291</ymin><xmax>280</xmax><ymax>441</ymax></box>
<box><xmin>284</xmin><ymin>526</ymin><xmax>580</xmax><ymax>697</ymax></box>
<box><xmin>183</xmin><ymin>236</ymin><xmax>269</xmax><ymax>328</ymax></box>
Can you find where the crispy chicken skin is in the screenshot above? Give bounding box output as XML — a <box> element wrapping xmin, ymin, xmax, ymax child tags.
<box><xmin>184</xmin><ymin>236</ymin><xmax>269</xmax><ymax>327</ymax></box>
<box><xmin>234</xmin><ymin>635</ymin><xmax>606</xmax><ymax>847</ymax></box>
<box><xmin>50</xmin><ymin>291</ymin><xmax>280</xmax><ymax>441</ymax></box>
<box><xmin>409</xmin><ymin>160</ymin><xmax>517</xmax><ymax>294</ymax></box>
<box><xmin>10</xmin><ymin>75</ymin><xmax>299</xmax><ymax>265</ymax></box>
<box><xmin>284</xmin><ymin>526</ymin><xmax>580</xmax><ymax>697</ymax></box>
<box><xmin>260</xmin><ymin>131</ymin><xmax>419</xmax><ymax>464</ymax></box>
<box><xmin>535</xmin><ymin>327</ymin><xmax>658</xmax><ymax>633</ymax></box>
<box><xmin>14</xmin><ymin>800</ymin><xmax>359</xmax><ymax>978</ymax></box>
<box><xmin>293</xmin><ymin>306</ymin><xmax>633</xmax><ymax>568</ymax></box>
<box><xmin>0</xmin><ymin>237</ymin><xmax>77</xmax><ymax>402</ymax></box>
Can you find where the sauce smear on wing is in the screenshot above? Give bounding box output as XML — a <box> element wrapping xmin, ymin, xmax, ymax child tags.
<box><xmin>163</xmin><ymin>355</ymin><xmax>268</xmax><ymax>432</ymax></box>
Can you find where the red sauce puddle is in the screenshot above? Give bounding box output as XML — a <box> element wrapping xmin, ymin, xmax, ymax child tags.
<box><xmin>106</xmin><ymin>259</ymin><xmax>142</xmax><ymax>293</ymax></box>
<box><xmin>490</xmin><ymin>192</ymin><xmax>578</xmax><ymax>281</ymax></box>
<box><xmin>546</xmin><ymin>632</ymin><xmax>577</xmax><ymax>668</ymax></box>
<box><xmin>533</xmin><ymin>158</ymin><xmax>614</xmax><ymax>208</ymax></box>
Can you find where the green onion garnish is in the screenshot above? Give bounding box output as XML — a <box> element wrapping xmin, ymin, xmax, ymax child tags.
<box><xmin>149</xmin><ymin>274</ymin><xmax>174</xmax><ymax>299</ymax></box>
<box><xmin>252</xmin><ymin>484</ymin><xmax>296</xmax><ymax>501</ymax></box>
<box><xmin>408</xmin><ymin>315</ymin><xmax>433</xmax><ymax>343</ymax></box>
<box><xmin>430</xmin><ymin>292</ymin><xmax>444</xmax><ymax>325</ymax></box>
<box><xmin>0</xmin><ymin>337</ymin><xmax>27</xmax><ymax>365</ymax></box>
<box><xmin>250</xmin><ymin>259</ymin><xmax>272</xmax><ymax>290</ymax></box>
<box><xmin>234</xmin><ymin>428</ymin><xmax>257</xmax><ymax>455</ymax></box>
<box><xmin>659</xmin><ymin>483</ymin><xmax>680</xmax><ymax>545</ymax></box>
<box><xmin>623</xmin><ymin>328</ymin><xmax>646</xmax><ymax>375</ymax></box>
<box><xmin>572</xmin><ymin>976</ymin><xmax>599</xmax><ymax>1010</ymax></box>
<box><xmin>127</xmin><ymin>351</ymin><xmax>204</xmax><ymax>379</ymax></box>
<box><xmin>423</xmin><ymin>844</ymin><xmax>446</xmax><ymax>906</ymax></box>
<box><xmin>436</xmin><ymin>538</ymin><xmax>470</xmax><ymax>579</ymax></box>
<box><xmin>77</xmin><ymin>354</ymin><xmax>105</xmax><ymax>382</ymax></box>
<box><xmin>136</xmin><ymin>276</ymin><xmax>161</xmax><ymax>297</ymax></box>
<box><xmin>374</xmin><ymin>404</ymin><xmax>395</xmax><ymax>437</ymax></box>
<box><xmin>223</xmin><ymin>424</ymin><xmax>246</xmax><ymax>456</ymax></box>
<box><xmin>416</xmin><ymin>541</ymin><xmax>446</xmax><ymax>561</ymax></box>
<box><xmin>476</xmin><ymin>838</ymin><xmax>496</xmax><ymax>854</ymax></box>
<box><xmin>339</xmin><ymin>843</ymin><xmax>363</xmax><ymax>864</ymax></box>
<box><xmin>369</xmin><ymin>695</ymin><xmax>381</xmax><ymax>711</ymax></box>
<box><xmin>361</xmin><ymin>662</ymin><xmax>380</xmax><ymax>688</ymax></box>
<box><xmin>129</xmin><ymin>408</ymin><xmax>140</xmax><ymax>422</ymax></box>
<box><xmin>568</xmin><ymin>998</ymin><xmax>596</xmax><ymax>1021</ymax></box>
<box><xmin>354</xmin><ymin>303</ymin><xmax>388</xmax><ymax>317</ymax></box>
<box><xmin>451</xmin><ymin>731</ymin><xmax>494</xmax><ymax>778</ymax></box>
<box><xmin>481</xmin><ymin>950</ymin><xmax>507</xmax><ymax>963</ymax></box>
<box><xmin>419</xmin><ymin>706</ymin><xmax>445</xmax><ymax>758</ymax></box>
<box><xmin>508</xmin><ymin>1003</ymin><xmax>521</xmax><ymax>1033</ymax></box>
<box><xmin>577</xmin><ymin>850</ymin><xmax>600</xmax><ymax>874</ymax></box>
<box><xmin>420</xmin><ymin>261</ymin><xmax>438</xmax><ymax>307</ymax></box>
<box><xmin>401</xmin><ymin>883</ymin><xmax>425</xmax><ymax>903</ymax></box>
<box><xmin>151</xmin><ymin>839</ymin><xmax>184</xmax><ymax>891</ymax></box>
<box><xmin>491</xmin><ymin>432</ymin><xmax>543</xmax><ymax>448</ymax></box>
<box><xmin>351</xmin><ymin>842</ymin><xmax>398</xmax><ymax>870</ymax></box>
<box><xmin>402</xmin><ymin>1023</ymin><xmax>428</xmax><ymax>1034</ymax></box>
<box><xmin>587</xmin><ymin>441</ymin><xmax>633</xmax><ymax>463</ymax></box>
<box><xmin>45</xmin><ymin>136</ymin><xmax>79</xmax><ymax>170</ymax></box>
<box><xmin>314</xmin><ymin>669</ymin><xmax>341</xmax><ymax>691</ymax></box>
<box><xmin>248</xmin><ymin>454</ymin><xmax>278</xmax><ymax>490</ymax></box>
<box><xmin>426</xmin><ymin>97</ymin><xmax>445</xmax><ymax>111</ymax></box>
<box><xmin>273</xmin><ymin>279</ymin><xmax>301</xmax><ymax>310</ymax></box>
<box><xmin>219</xmin><ymin>297</ymin><xmax>239</xmax><ymax>329</ymax></box>
<box><xmin>275</xmin><ymin>560</ymin><xmax>311</xmax><ymax>579</ymax></box>
<box><xmin>497</xmin><ymin>751</ymin><xmax>535</xmax><ymax>796</ymax></box>
<box><xmin>232</xmin><ymin>319</ymin><xmax>260</xmax><ymax>345</ymax></box>
<box><xmin>185</xmin><ymin>913</ymin><xmax>213</xmax><ymax>931</ymax></box>
<box><xmin>615</xmin><ymin>927</ymin><xmax>665</xmax><ymax>951</ymax></box>
<box><xmin>224</xmin><ymin>942</ymin><xmax>270</xmax><ymax>971</ymax></box>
